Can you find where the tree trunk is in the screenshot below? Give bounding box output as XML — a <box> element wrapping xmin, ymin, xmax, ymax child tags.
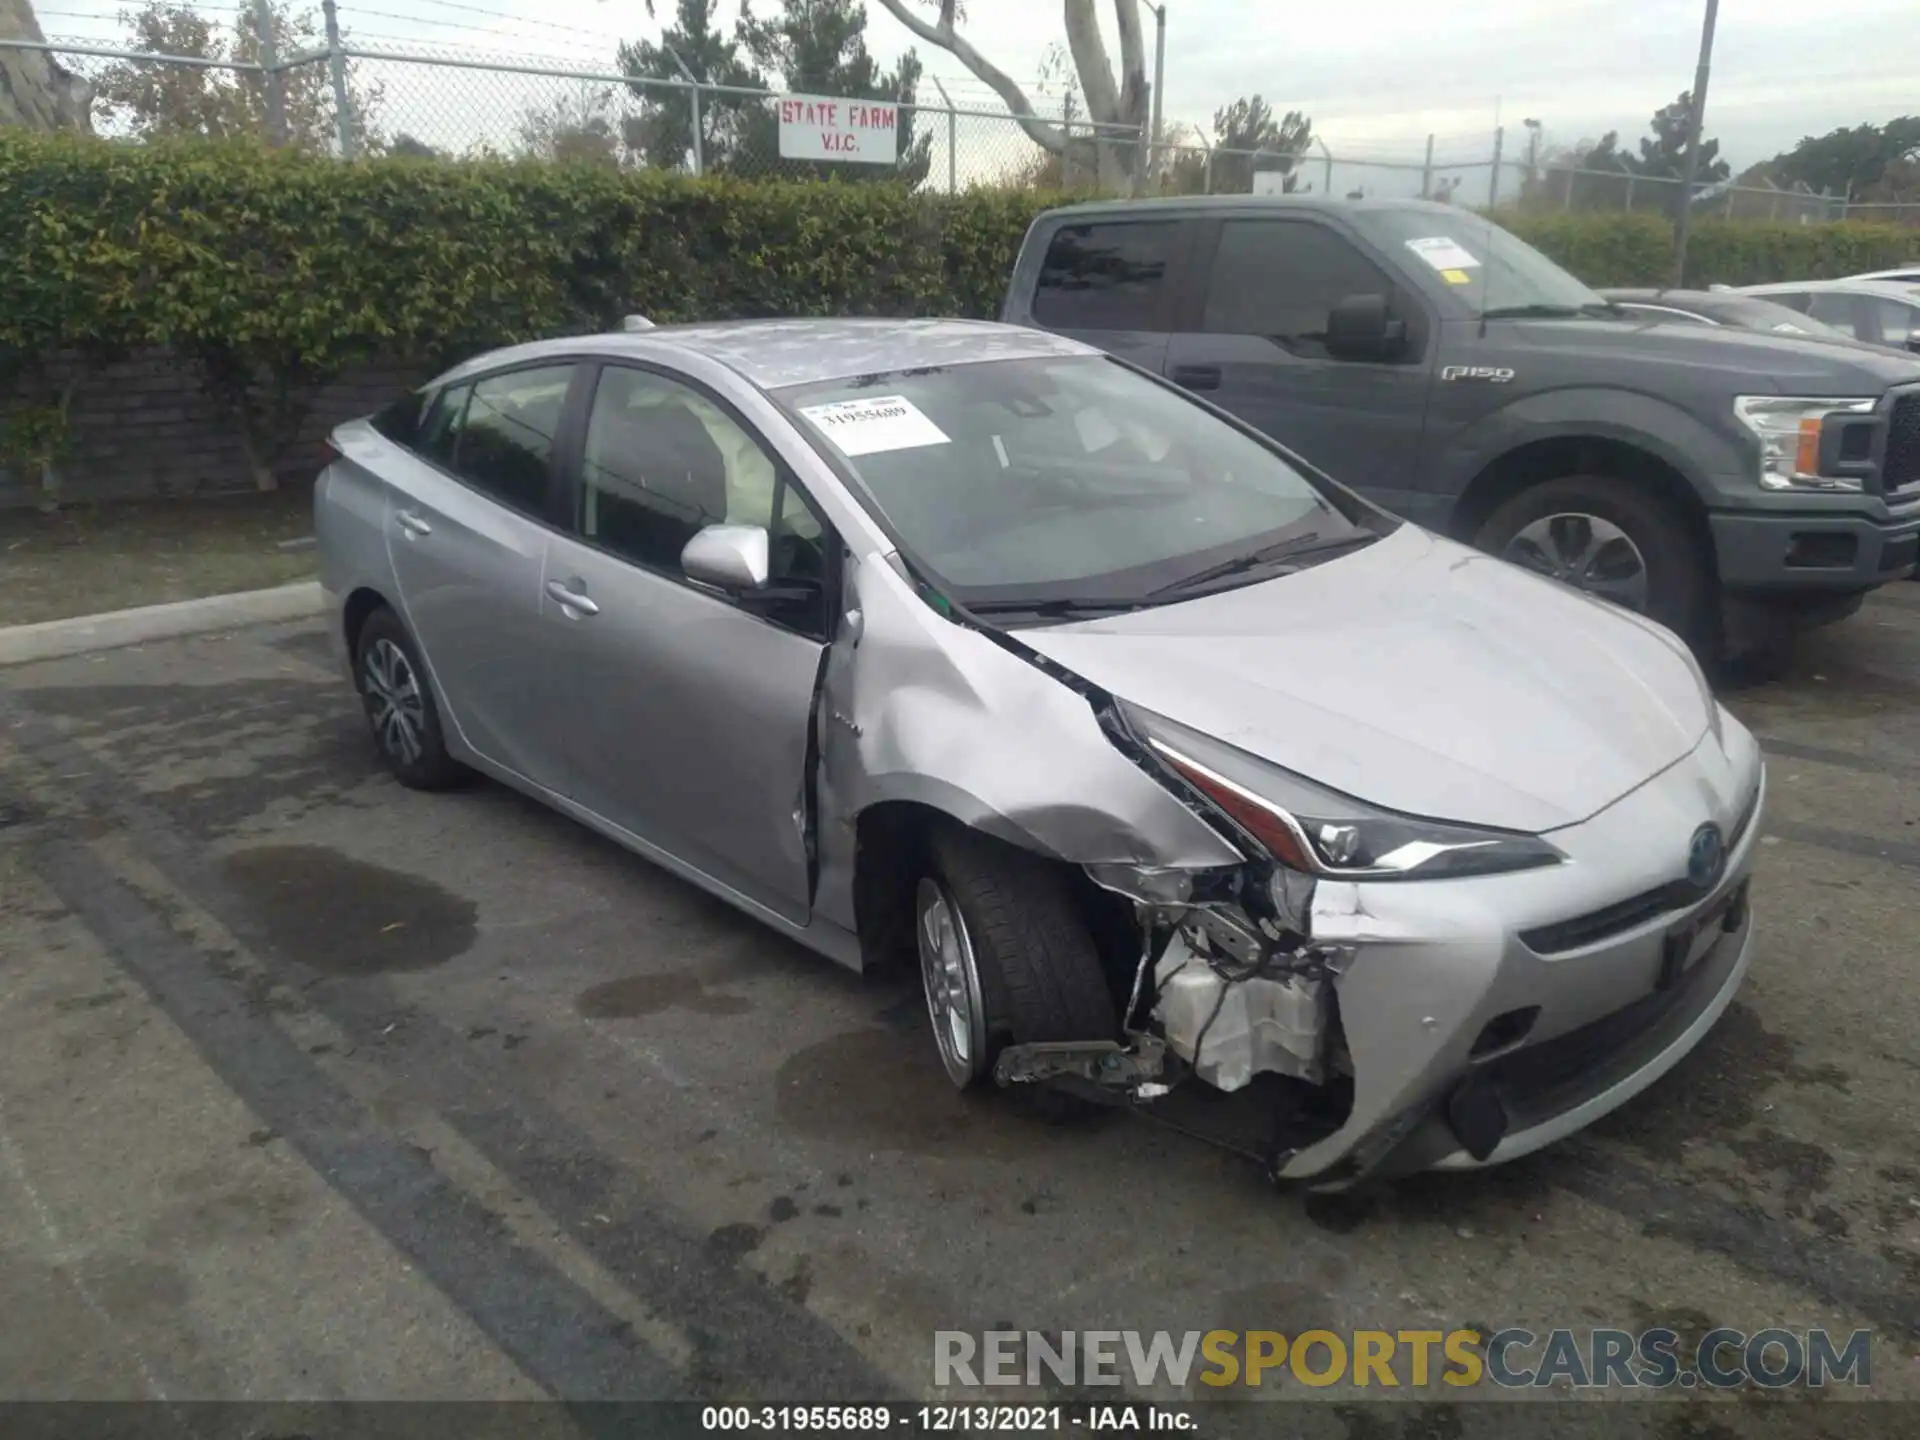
<box><xmin>0</xmin><ymin>0</ymin><xmax>93</xmax><ymax>131</ymax></box>
<box><xmin>871</xmin><ymin>0</ymin><xmax>1150</xmax><ymax>184</ymax></box>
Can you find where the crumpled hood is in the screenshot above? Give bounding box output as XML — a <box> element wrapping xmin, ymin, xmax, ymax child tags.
<box><xmin>1015</xmin><ymin>526</ymin><xmax>1714</xmax><ymax>834</ymax></box>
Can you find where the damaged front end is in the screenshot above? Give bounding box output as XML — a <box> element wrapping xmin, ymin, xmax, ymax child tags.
<box><xmin>985</xmin><ymin>700</ymin><xmax>1366</xmax><ymax>1172</ymax></box>
<box><xmin>985</xmin><ymin>694</ymin><xmax>1572</xmax><ymax>1189</ymax></box>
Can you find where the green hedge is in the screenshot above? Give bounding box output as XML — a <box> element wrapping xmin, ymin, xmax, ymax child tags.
<box><xmin>1499</xmin><ymin>211</ymin><xmax>1918</xmax><ymax>287</ymax></box>
<box><xmin>2</xmin><ymin>132</ymin><xmax>1916</xmax><ymax>462</ymax></box>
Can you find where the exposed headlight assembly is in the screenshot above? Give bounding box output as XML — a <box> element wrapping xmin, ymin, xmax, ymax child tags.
<box><xmin>1733</xmin><ymin>395</ymin><xmax>1876</xmax><ymax>492</ymax></box>
<box><xmin>1123</xmin><ymin>705</ymin><xmax>1564</xmax><ymax>881</ymax></box>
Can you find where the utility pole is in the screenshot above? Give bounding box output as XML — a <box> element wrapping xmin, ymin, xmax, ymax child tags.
<box><xmin>932</xmin><ymin>76</ymin><xmax>956</xmax><ymax>195</ymax></box>
<box><xmin>661</xmin><ymin>41</ymin><xmax>702</xmax><ymax>176</ymax></box>
<box><xmin>253</xmin><ymin>0</ymin><xmax>287</xmax><ymax>147</ymax></box>
<box><xmin>321</xmin><ymin>0</ymin><xmax>354</xmax><ymax>158</ymax></box>
<box><xmin>1671</xmin><ymin>0</ymin><xmax>1721</xmax><ymax>287</ymax></box>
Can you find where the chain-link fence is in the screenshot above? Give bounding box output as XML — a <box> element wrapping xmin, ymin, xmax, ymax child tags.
<box><xmin>9</xmin><ymin>32</ymin><xmax>1919</xmax><ymax>228</ymax></box>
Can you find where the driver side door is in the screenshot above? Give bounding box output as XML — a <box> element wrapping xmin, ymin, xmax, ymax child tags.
<box><xmin>1163</xmin><ymin>217</ymin><xmax>1434</xmax><ymax>520</ymax></box>
<box><xmin>546</xmin><ymin>362</ymin><xmax>833</xmax><ymax>925</ymax></box>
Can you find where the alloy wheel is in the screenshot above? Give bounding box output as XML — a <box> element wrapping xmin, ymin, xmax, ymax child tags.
<box><xmin>916</xmin><ymin>877</ymin><xmax>990</xmax><ymax>1088</ymax></box>
<box><xmin>1504</xmin><ymin>512</ymin><xmax>1651</xmax><ymax>613</ymax></box>
<box><xmin>363</xmin><ymin>637</ymin><xmax>427</xmax><ymax>767</ymax></box>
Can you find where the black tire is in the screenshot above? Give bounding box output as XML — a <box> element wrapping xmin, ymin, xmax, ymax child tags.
<box><xmin>1475</xmin><ymin>475</ymin><xmax>1711</xmax><ymax>648</ymax></box>
<box><xmin>928</xmin><ymin>826</ymin><xmax>1118</xmax><ymax>1077</ymax></box>
<box><xmin>354</xmin><ymin>607</ymin><xmax>467</xmax><ymax>791</ymax></box>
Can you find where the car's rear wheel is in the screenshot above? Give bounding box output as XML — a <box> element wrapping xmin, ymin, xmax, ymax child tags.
<box><xmin>1476</xmin><ymin>475</ymin><xmax>1710</xmax><ymax>645</ymax></box>
<box><xmin>355</xmin><ymin>607</ymin><xmax>466</xmax><ymax>791</ymax></box>
<box><xmin>916</xmin><ymin>826</ymin><xmax>1118</xmax><ymax>1090</ymax></box>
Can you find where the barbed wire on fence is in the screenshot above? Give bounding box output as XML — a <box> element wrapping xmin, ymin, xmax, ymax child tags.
<box><xmin>6</xmin><ymin>33</ymin><xmax>1917</xmax><ymax>227</ymax></box>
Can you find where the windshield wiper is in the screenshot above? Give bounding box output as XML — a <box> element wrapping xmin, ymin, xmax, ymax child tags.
<box><xmin>1480</xmin><ymin>301</ymin><xmax>1618</xmax><ymax>320</ymax></box>
<box><xmin>960</xmin><ymin>597</ymin><xmax>1145</xmax><ymax>619</ymax></box>
<box><xmin>1148</xmin><ymin>530</ymin><xmax>1378</xmax><ymax>597</ymax></box>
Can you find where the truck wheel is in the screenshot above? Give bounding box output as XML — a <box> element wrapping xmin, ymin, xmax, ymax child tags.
<box><xmin>915</xmin><ymin>826</ymin><xmax>1118</xmax><ymax>1090</ymax></box>
<box><xmin>1475</xmin><ymin>476</ymin><xmax>1709</xmax><ymax>641</ymax></box>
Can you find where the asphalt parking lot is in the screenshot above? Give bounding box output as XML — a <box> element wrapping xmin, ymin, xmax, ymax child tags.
<box><xmin>2</xmin><ymin>590</ymin><xmax>1919</xmax><ymax>1430</ymax></box>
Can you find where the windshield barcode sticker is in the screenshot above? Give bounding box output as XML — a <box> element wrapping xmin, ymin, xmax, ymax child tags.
<box><xmin>798</xmin><ymin>395</ymin><xmax>951</xmax><ymax>456</ymax></box>
<box><xmin>1405</xmin><ymin>236</ymin><xmax>1482</xmax><ymax>272</ymax></box>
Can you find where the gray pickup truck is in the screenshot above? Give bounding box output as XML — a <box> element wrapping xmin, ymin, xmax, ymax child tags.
<box><xmin>1003</xmin><ymin>196</ymin><xmax>1920</xmax><ymax>659</ymax></box>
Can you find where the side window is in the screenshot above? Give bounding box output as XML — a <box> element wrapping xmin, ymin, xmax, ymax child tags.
<box><xmin>580</xmin><ymin>366</ymin><xmax>830</xmax><ymax>631</ymax></box>
<box><xmin>450</xmin><ymin>365</ymin><xmax>574</xmax><ymax>515</ymax></box>
<box><xmin>1867</xmin><ymin>298</ymin><xmax>1919</xmax><ymax>348</ymax></box>
<box><xmin>415</xmin><ymin>384</ymin><xmax>470</xmax><ymax>467</ymax></box>
<box><xmin>1201</xmin><ymin>220</ymin><xmax>1398</xmax><ymax>348</ymax></box>
<box><xmin>1032</xmin><ymin>221</ymin><xmax>1179</xmax><ymax>331</ymax></box>
<box><xmin>1806</xmin><ymin>292</ymin><xmax>1860</xmax><ymax>335</ymax></box>
<box><xmin>1768</xmin><ymin>291</ymin><xmax>1811</xmax><ymax>314</ymax></box>
<box><xmin>370</xmin><ymin>389</ymin><xmax>427</xmax><ymax>446</ymax></box>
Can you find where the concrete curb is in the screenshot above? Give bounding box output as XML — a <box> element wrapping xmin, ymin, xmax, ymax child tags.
<box><xmin>0</xmin><ymin>581</ymin><xmax>324</xmax><ymax>667</ymax></box>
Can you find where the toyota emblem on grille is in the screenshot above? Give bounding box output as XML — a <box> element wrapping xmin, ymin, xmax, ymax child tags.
<box><xmin>1687</xmin><ymin>823</ymin><xmax>1726</xmax><ymax>893</ymax></box>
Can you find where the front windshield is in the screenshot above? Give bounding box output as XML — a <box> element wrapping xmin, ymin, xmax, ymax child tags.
<box><xmin>779</xmin><ymin>355</ymin><xmax>1370</xmax><ymax>608</ymax></box>
<box><xmin>1356</xmin><ymin>208</ymin><xmax>1606</xmax><ymax>315</ymax></box>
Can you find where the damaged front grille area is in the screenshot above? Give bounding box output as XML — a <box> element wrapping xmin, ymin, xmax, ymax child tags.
<box><xmin>1484</xmin><ymin>917</ymin><xmax>1734</xmax><ymax>1104</ymax></box>
<box><xmin>1519</xmin><ymin>781</ymin><xmax>1759</xmax><ymax>956</ymax></box>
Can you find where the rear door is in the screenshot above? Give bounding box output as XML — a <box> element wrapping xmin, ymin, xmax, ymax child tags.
<box><xmin>543</xmin><ymin>361</ymin><xmax>833</xmax><ymax>925</ymax></box>
<box><xmin>383</xmin><ymin>362</ymin><xmax>582</xmax><ymax>794</ymax></box>
<box><xmin>1017</xmin><ymin>217</ymin><xmax>1192</xmax><ymax>376</ymax></box>
<box><xmin>1164</xmin><ymin>217</ymin><xmax>1434</xmax><ymax>514</ymax></box>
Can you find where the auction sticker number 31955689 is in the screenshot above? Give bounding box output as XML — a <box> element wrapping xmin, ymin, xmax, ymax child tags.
<box><xmin>700</xmin><ymin>1406</ymin><xmax>1066</xmax><ymax>1431</ymax></box>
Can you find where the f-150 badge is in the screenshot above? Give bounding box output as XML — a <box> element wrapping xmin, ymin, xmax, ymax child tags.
<box><xmin>1441</xmin><ymin>365</ymin><xmax>1517</xmax><ymax>383</ymax></box>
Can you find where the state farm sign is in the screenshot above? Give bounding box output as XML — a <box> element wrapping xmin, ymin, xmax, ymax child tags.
<box><xmin>776</xmin><ymin>94</ymin><xmax>898</xmax><ymax>165</ymax></box>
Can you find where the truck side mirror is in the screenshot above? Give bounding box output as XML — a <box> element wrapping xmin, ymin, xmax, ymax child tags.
<box><xmin>1326</xmin><ymin>293</ymin><xmax>1408</xmax><ymax>362</ymax></box>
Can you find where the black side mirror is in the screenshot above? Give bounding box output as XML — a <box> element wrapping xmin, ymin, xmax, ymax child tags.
<box><xmin>1326</xmin><ymin>293</ymin><xmax>1408</xmax><ymax>362</ymax></box>
<box><xmin>1905</xmin><ymin>329</ymin><xmax>1920</xmax><ymax>356</ymax></box>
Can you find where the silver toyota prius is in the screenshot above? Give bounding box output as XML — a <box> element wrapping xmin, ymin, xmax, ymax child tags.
<box><xmin>316</xmin><ymin>317</ymin><xmax>1765</xmax><ymax>1188</ymax></box>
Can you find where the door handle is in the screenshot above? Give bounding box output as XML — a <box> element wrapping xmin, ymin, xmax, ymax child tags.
<box><xmin>1171</xmin><ymin>364</ymin><xmax>1222</xmax><ymax>391</ymax></box>
<box><xmin>396</xmin><ymin>510</ymin><xmax>432</xmax><ymax>537</ymax></box>
<box><xmin>546</xmin><ymin>579</ymin><xmax>600</xmax><ymax>616</ymax></box>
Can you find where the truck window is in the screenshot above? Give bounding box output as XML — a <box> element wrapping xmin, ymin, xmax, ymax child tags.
<box><xmin>1032</xmin><ymin>221</ymin><xmax>1178</xmax><ymax>330</ymax></box>
<box><xmin>1202</xmin><ymin>220</ymin><xmax>1395</xmax><ymax>344</ymax></box>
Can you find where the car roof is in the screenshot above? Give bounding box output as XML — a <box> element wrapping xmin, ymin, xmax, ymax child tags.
<box><xmin>1740</xmin><ymin>278</ymin><xmax>1920</xmax><ymax>298</ymax></box>
<box><xmin>1029</xmin><ymin>194</ymin><xmax>1464</xmax><ymax>222</ymax></box>
<box><xmin>432</xmin><ymin>317</ymin><xmax>1100</xmax><ymax>392</ymax></box>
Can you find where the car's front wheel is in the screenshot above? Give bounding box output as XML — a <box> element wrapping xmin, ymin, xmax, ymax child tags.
<box><xmin>915</xmin><ymin>826</ymin><xmax>1118</xmax><ymax>1090</ymax></box>
<box><xmin>354</xmin><ymin>606</ymin><xmax>467</xmax><ymax>790</ymax></box>
<box><xmin>1475</xmin><ymin>475</ymin><xmax>1710</xmax><ymax>646</ymax></box>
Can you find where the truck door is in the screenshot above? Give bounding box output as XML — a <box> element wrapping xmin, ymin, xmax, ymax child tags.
<box><xmin>1163</xmin><ymin>217</ymin><xmax>1435</xmax><ymax>521</ymax></box>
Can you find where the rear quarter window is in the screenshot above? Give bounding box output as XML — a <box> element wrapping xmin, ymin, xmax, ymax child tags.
<box><xmin>370</xmin><ymin>390</ymin><xmax>429</xmax><ymax>447</ymax></box>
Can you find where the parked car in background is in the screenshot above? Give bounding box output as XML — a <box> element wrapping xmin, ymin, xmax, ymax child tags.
<box><xmin>1735</xmin><ymin>279</ymin><xmax>1920</xmax><ymax>355</ymax></box>
<box><xmin>1844</xmin><ymin>266</ymin><xmax>1920</xmax><ymax>286</ymax></box>
<box><xmin>1598</xmin><ymin>288</ymin><xmax>1861</xmax><ymax>344</ymax></box>
<box><xmin>316</xmin><ymin>317</ymin><xmax>1767</xmax><ymax>1188</ymax></box>
<box><xmin>1004</xmin><ymin>197</ymin><xmax>1920</xmax><ymax>663</ymax></box>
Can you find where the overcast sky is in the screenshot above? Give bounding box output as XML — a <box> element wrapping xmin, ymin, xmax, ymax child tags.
<box><xmin>33</xmin><ymin>0</ymin><xmax>1920</xmax><ymax>170</ymax></box>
